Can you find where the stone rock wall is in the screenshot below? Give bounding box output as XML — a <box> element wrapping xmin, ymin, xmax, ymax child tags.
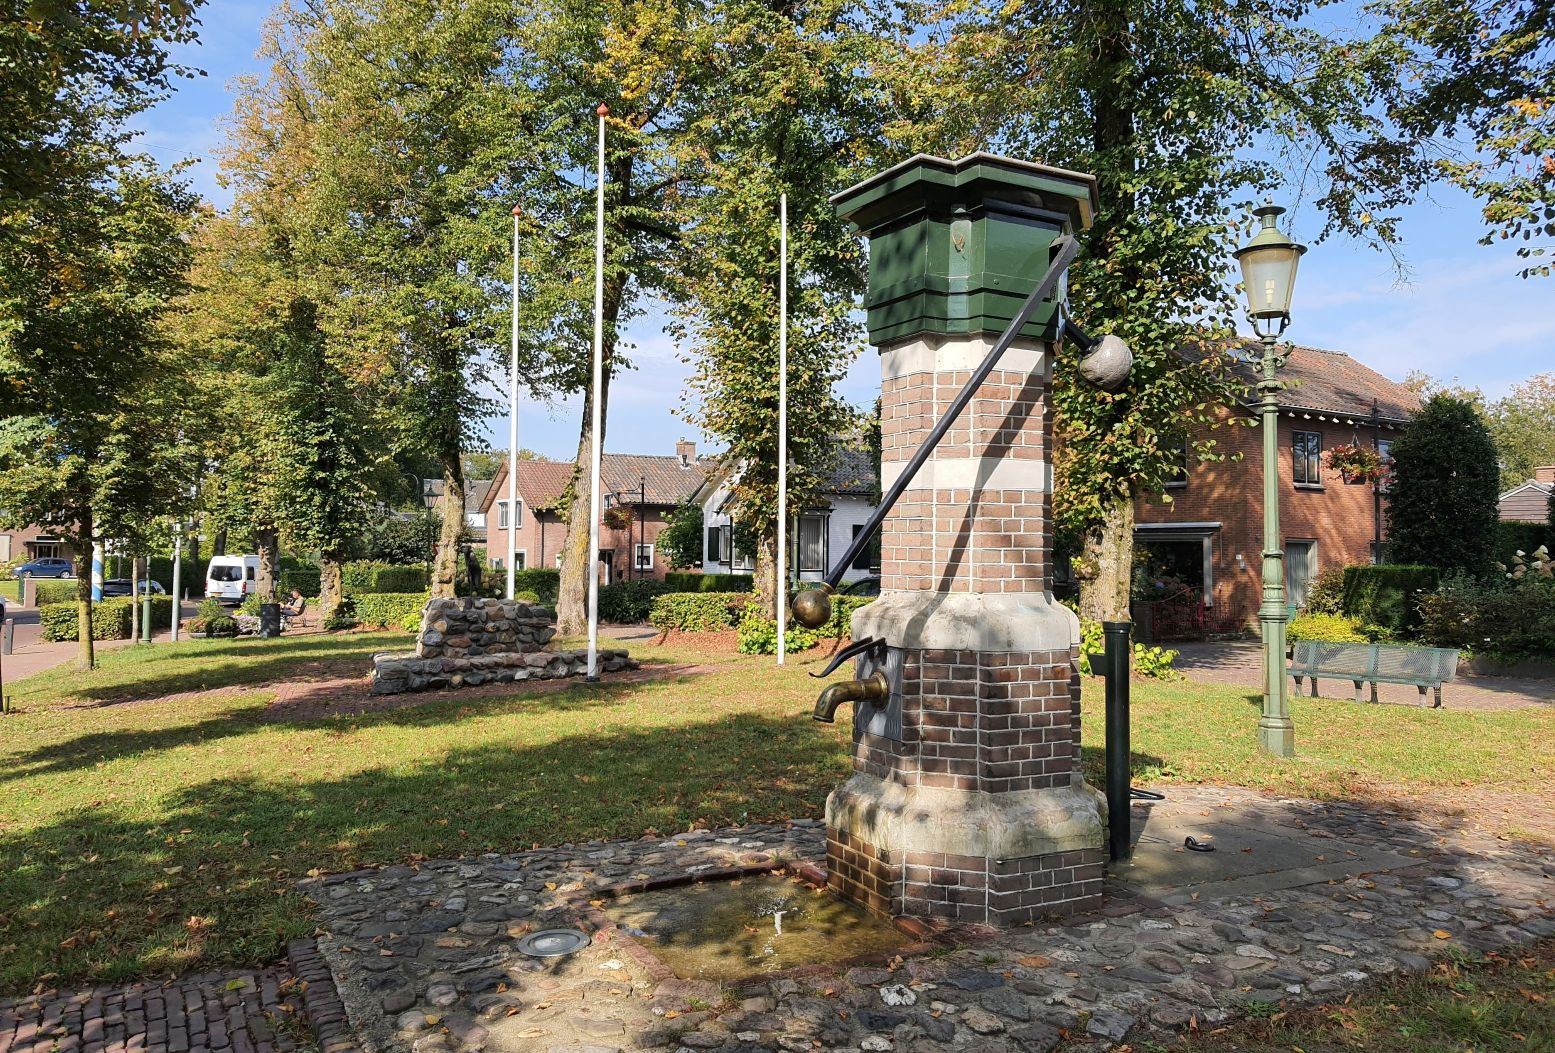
<box><xmin>370</xmin><ymin>597</ymin><xmax>635</xmax><ymax>695</ymax></box>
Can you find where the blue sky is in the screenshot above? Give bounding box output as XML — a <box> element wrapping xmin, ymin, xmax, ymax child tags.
<box><xmin>139</xmin><ymin>1</ymin><xmax>1553</xmax><ymax>463</ymax></box>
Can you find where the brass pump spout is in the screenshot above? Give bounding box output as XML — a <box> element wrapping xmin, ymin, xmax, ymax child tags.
<box><xmin>813</xmin><ymin>671</ymin><xmax>889</xmax><ymax>723</ymax></box>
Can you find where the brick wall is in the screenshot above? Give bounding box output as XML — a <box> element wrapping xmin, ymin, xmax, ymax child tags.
<box><xmin>1135</xmin><ymin>411</ymin><xmax>1396</xmax><ymax>629</ymax></box>
<box><xmin>484</xmin><ymin>505</ymin><xmax>678</xmax><ymax>582</ymax></box>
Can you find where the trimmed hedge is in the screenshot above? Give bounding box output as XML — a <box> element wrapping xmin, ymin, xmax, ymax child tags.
<box><xmin>598</xmin><ymin>580</ymin><xmax>676</xmax><ymax>624</ymax></box>
<box><xmin>39</xmin><ymin>596</ymin><xmax>174</xmax><ymax>641</ymax></box>
<box><xmin>33</xmin><ymin>580</ymin><xmax>79</xmax><ymax>606</ymax></box>
<box><xmin>649</xmin><ymin>592</ymin><xmax>753</xmax><ymax>632</ymax></box>
<box><xmin>280</xmin><ymin>567</ymin><xmax>322</xmax><ymax>598</ymax></box>
<box><xmin>513</xmin><ymin>569</ymin><xmax>560</xmax><ymax>605</ymax></box>
<box><xmin>343</xmin><ymin>561</ymin><xmax>431</xmax><ymax>594</ymax></box>
<box><xmin>1497</xmin><ymin>521</ymin><xmax>1554</xmax><ymax>565</ymax></box>
<box><xmin>351</xmin><ymin>592</ymin><xmax>429</xmax><ymax>630</ymax></box>
<box><xmin>1341</xmin><ymin>564</ymin><xmax>1440</xmax><ymax>637</ymax></box>
<box><xmin>1287</xmin><ymin>613</ymin><xmax>1385</xmax><ymax>643</ymax></box>
<box><xmin>664</xmin><ymin>571</ymin><xmax>755</xmax><ymax>593</ymax></box>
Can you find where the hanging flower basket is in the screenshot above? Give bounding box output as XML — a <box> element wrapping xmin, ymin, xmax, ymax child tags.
<box><xmin>602</xmin><ymin>505</ymin><xmax>634</xmax><ymax>531</ymax></box>
<box><xmin>1325</xmin><ymin>443</ymin><xmax>1384</xmax><ymax>484</ymax></box>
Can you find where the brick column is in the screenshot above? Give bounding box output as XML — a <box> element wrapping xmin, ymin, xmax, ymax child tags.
<box><xmin>825</xmin><ymin>154</ymin><xmax>1105</xmax><ymax>926</ymax></box>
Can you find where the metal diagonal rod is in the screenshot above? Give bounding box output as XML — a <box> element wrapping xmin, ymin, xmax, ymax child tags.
<box><xmin>814</xmin><ymin>234</ymin><xmax>1081</xmax><ymax>590</ymax></box>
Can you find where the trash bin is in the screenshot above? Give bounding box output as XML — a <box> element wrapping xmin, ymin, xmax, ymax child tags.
<box><xmin>259</xmin><ymin>603</ymin><xmax>282</xmax><ymax>639</ymax></box>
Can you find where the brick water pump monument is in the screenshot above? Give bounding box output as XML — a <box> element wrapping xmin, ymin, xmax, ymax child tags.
<box><xmin>792</xmin><ymin>153</ymin><xmax>1128</xmax><ymax>926</ymax></box>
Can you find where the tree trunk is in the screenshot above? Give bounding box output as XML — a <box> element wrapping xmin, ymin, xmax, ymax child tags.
<box><xmin>73</xmin><ymin>511</ymin><xmax>95</xmax><ymax>670</ymax></box>
<box><xmin>432</xmin><ymin>455</ymin><xmax>465</xmax><ymax>598</ymax></box>
<box><xmin>754</xmin><ymin>530</ymin><xmax>779</xmax><ymax>619</ymax></box>
<box><xmin>255</xmin><ymin>527</ymin><xmax>280</xmax><ymax>602</ymax></box>
<box><xmin>556</xmin><ymin>275</ymin><xmax>627</xmax><ymax>635</ymax></box>
<box><xmin>319</xmin><ymin>548</ymin><xmax>345</xmax><ymax>622</ymax></box>
<box><xmin>1078</xmin><ymin>493</ymin><xmax>1134</xmax><ymax>623</ymax></box>
<box><xmin>212</xmin><ymin>527</ymin><xmax>227</xmax><ymax>557</ymax></box>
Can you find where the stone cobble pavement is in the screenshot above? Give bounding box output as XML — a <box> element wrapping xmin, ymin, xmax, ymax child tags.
<box><xmin>305</xmin><ymin>786</ymin><xmax>1555</xmax><ymax>1053</ymax></box>
<box><xmin>0</xmin><ymin>940</ymin><xmax>357</xmax><ymax>1053</ymax></box>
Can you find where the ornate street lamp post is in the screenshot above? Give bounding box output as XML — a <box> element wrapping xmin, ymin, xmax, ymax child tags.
<box><xmin>1234</xmin><ymin>204</ymin><xmax>1306</xmax><ymax>758</ymax></box>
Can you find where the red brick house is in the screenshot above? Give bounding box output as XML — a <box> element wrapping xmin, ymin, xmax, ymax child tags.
<box><xmin>1132</xmin><ymin>344</ymin><xmax>1419</xmax><ymax>633</ymax></box>
<box><xmin>481</xmin><ymin>440</ymin><xmax>708</xmax><ymax>583</ymax></box>
<box><xmin>1499</xmin><ymin>467</ymin><xmax>1554</xmax><ymax>523</ymax></box>
<box><xmin>0</xmin><ymin>523</ymin><xmax>76</xmax><ymax>565</ymax></box>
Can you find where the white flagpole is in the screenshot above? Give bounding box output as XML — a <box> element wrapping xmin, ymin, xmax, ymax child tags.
<box><xmin>777</xmin><ymin>193</ymin><xmax>788</xmax><ymax>665</ymax></box>
<box><xmin>586</xmin><ymin>104</ymin><xmax>607</xmax><ymax>681</ymax></box>
<box><xmin>506</xmin><ymin>206</ymin><xmax>521</xmax><ymax>601</ymax></box>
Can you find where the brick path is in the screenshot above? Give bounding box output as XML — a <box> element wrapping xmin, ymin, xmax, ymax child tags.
<box><xmin>1172</xmin><ymin>640</ymin><xmax>1555</xmax><ymax>711</ymax></box>
<box><xmin>0</xmin><ymin>941</ymin><xmax>356</xmax><ymax>1053</ymax></box>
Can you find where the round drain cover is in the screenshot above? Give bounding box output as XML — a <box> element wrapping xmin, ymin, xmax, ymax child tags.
<box><xmin>517</xmin><ymin>928</ymin><xmax>590</xmax><ymax>958</ymax></box>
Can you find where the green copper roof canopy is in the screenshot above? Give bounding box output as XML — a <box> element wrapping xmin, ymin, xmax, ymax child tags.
<box><xmin>832</xmin><ymin>152</ymin><xmax>1098</xmax><ymax>346</ymax></box>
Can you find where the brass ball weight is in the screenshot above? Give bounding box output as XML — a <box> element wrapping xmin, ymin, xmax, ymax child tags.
<box><xmin>791</xmin><ymin>586</ymin><xmax>833</xmax><ymax>630</ymax></box>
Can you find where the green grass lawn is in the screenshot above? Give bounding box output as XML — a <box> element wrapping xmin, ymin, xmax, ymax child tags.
<box><xmin>0</xmin><ymin>578</ymin><xmax>19</xmax><ymax>602</ymax></box>
<box><xmin>1135</xmin><ymin>941</ymin><xmax>1555</xmax><ymax>1053</ymax></box>
<box><xmin>1</xmin><ymin>634</ymin><xmax>1552</xmax><ymax>990</ymax></box>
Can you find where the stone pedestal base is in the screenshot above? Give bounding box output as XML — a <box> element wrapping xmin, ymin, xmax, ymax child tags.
<box><xmin>826</xmin><ymin>775</ymin><xmax>1105</xmax><ymax>924</ymax></box>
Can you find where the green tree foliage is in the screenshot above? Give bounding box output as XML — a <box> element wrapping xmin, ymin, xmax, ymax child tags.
<box><xmin>356</xmin><ymin>511</ymin><xmax>441</xmax><ymax>566</ymax></box>
<box><xmin>1486</xmin><ymin>373</ymin><xmax>1555</xmax><ymax>488</ymax></box>
<box><xmin>1384</xmin><ymin>0</ymin><xmax>1554</xmax><ymax>277</ymax></box>
<box><xmin>0</xmin><ymin>161</ymin><xmax>197</xmax><ymax>667</ymax></box>
<box><xmin>894</xmin><ymin>0</ymin><xmax>1450</xmax><ymax>620</ymax></box>
<box><xmin>656</xmin><ymin>501</ymin><xmax>706</xmax><ymax>570</ymax></box>
<box><xmin>1386</xmin><ymin>395</ymin><xmax>1503</xmax><ymax>577</ymax></box>
<box><xmin>667</xmin><ymin>0</ymin><xmax>889</xmax><ymax>612</ymax></box>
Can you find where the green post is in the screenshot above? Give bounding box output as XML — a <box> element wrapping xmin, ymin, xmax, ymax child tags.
<box><xmin>1257</xmin><ymin>332</ymin><xmax>1294</xmax><ymax>757</ymax></box>
<box><xmin>141</xmin><ymin>586</ymin><xmax>153</xmax><ymax>644</ymax></box>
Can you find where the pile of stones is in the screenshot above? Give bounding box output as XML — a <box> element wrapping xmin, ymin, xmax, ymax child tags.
<box><xmin>370</xmin><ymin>597</ymin><xmax>635</xmax><ymax>695</ymax></box>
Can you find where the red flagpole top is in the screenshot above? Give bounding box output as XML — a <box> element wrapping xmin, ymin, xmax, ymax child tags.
<box><xmin>511</xmin><ymin>205</ymin><xmax>523</xmax><ymax>217</ymax></box>
<box><xmin>596</xmin><ymin>103</ymin><xmax>609</xmax><ymax>116</ymax></box>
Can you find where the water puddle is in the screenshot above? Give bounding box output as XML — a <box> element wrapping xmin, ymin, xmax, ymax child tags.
<box><xmin>602</xmin><ymin>873</ymin><xmax>910</xmax><ymax>981</ymax></box>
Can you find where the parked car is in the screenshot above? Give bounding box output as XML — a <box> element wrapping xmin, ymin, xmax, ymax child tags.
<box><xmin>205</xmin><ymin>554</ymin><xmax>259</xmax><ymax>603</ymax></box>
<box><xmin>101</xmin><ymin>578</ymin><xmax>167</xmax><ymax>598</ymax></box>
<box><xmin>16</xmin><ymin>556</ymin><xmax>73</xmax><ymax>578</ymax></box>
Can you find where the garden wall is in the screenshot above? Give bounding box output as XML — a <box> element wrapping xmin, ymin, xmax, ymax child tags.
<box><xmin>369</xmin><ymin>596</ymin><xmax>634</xmax><ymax>695</ymax></box>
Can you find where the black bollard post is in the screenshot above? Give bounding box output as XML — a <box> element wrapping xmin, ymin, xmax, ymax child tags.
<box><xmin>1103</xmin><ymin>620</ymin><xmax>1132</xmax><ymax>862</ymax></box>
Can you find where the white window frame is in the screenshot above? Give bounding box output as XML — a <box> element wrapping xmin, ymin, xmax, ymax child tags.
<box><xmin>634</xmin><ymin>543</ymin><xmax>654</xmax><ymax>571</ymax></box>
<box><xmin>798</xmin><ymin>513</ymin><xmax>827</xmax><ymax>574</ymax></box>
<box><xmin>497</xmin><ymin>500</ymin><xmax>510</xmax><ymax>529</ymax></box>
<box><xmin>515</xmin><ymin>550</ymin><xmax>527</xmax><ymax>570</ymax></box>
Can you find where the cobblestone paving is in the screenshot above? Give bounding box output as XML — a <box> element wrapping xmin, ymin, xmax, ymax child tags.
<box><xmin>0</xmin><ymin>940</ymin><xmax>355</xmax><ymax>1053</ymax></box>
<box><xmin>307</xmin><ymin>786</ymin><xmax>1555</xmax><ymax>1053</ymax></box>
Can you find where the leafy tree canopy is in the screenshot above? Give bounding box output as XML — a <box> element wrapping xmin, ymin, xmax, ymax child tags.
<box><xmin>1386</xmin><ymin>393</ymin><xmax>1503</xmax><ymax>576</ymax></box>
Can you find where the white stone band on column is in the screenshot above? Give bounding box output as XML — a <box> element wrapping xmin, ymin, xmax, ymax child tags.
<box><xmin>880</xmin><ymin>334</ymin><xmax>1050</xmax><ymax>381</ymax></box>
<box><xmin>881</xmin><ymin>456</ymin><xmax>1051</xmax><ymax>492</ymax></box>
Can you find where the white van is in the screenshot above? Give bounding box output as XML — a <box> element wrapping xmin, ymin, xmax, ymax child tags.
<box><xmin>205</xmin><ymin>554</ymin><xmax>260</xmax><ymax>603</ymax></box>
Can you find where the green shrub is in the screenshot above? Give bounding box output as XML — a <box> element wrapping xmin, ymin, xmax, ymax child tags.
<box><xmin>238</xmin><ymin>593</ymin><xmax>262</xmax><ymax>616</ymax></box>
<box><xmin>322</xmin><ymin>612</ymin><xmax>358</xmax><ymax>632</ymax></box>
<box><xmin>649</xmin><ymin>592</ymin><xmax>752</xmax><ymax>633</ymax></box>
<box><xmin>598</xmin><ymin>580</ymin><xmax>676</xmax><ymax>623</ymax></box>
<box><xmin>663</xmin><ymin>571</ymin><xmax>755</xmax><ymax>593</ymax></box>
<box><xmin>1418</xmin><ymin>572</ymin><xmax>1555</xmax><ymax>659</ymax></box>
<box><xmin>736</xmin><ymin>606</ymin><xmax>818</xmax><ymax>654</ymax></box>
<box><xmin>1288</xmin><ymin>613</ymin><xmax>1374</xmax><ymax>643</ymax></box>
<box><xmin>1385</xmin><ymin>393</ymin><xmax>1501</xmax><ymax>576</ymax></box>
<box><xmin>196</xmin><ymin>597</ymin><xmax>227</xmax><ymax>622</ymax></box>
<box><xmin>39</xmin><ymin>597</ymin><xmax>173</xmax><ymax>641</ymax></box>
<box><xmin>1341</xmin><ymin>564</ymin><xmax>1440</xmax><ymax>637</ymax></box>
<box><xmin>512</xmin><ymin>568</ymin><xmax>560</xmax><ymax>604</ymax></box>
<box><xmin>342</xmin><ymin>561</ymin><xmax>431</xmax><ymax>594</ymax></box>
<box><xmin>1074</xmin><ymin>616</ymin><xmax>1182</xmax><ymax>679</ymax></box>
<box><xmin>34</xmin><ymin>580</ymin><xmax>78</xmax><ymax>605</ymax></box>
<box><xmin>279</xmin><ymin>566</ymin><xmax>322</xmax><ymax>597</ymax></box>
<box><xmin>515</xmin><ymin>590</ymin><xmax>540</xmax><ymax>603</ymax></box>
<box><xmin>1305</xmin><ymin>566</ymin><xmax>1347</xmax><ymax>616</ymax></box>
<box><xmin>352</xmin><ymin>592</ymin><xmax>428</xmax><ymax>630</ymax></box>
<box><xmin>817</xmin><ymin>595</ymin><xmax>875</xmax><ymax>639</ymax></box>
<box><xmin>144</xmin><ymin>557</ymin><xmax>200</xmax><ymax>595</ymax></box>
<box><xmin>0</xmin><ymin>558</ymin><xmax>22</xmax><ymax>580</ymax></box>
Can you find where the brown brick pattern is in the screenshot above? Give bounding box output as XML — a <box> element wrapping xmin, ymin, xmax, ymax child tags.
<box><xmin>828</xmin><ymin>827</ymin><xmax>1104</xmax><ymax>925</ymax></box>
<box><xmin>853</xmin><ymin>648</ymin><xmax>1080</xmax><ymax>792</ymax></box>
<box><xmin>879</xmin><ymin>365</ymin><xmax>1052</xmax><ymax>594</ymax></box>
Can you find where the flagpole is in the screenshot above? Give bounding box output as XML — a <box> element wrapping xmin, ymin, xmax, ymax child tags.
<box><xmin>586</xmin><ymin>104</ymin><xmax>607</xmax><ymax>681</ymax></box>
<box><xmin>777</xmin><ymin>193</ymin><xmax>788</xmax><ymax>665</ymax></box>
<box><xmin>506</xmin><ymin>206</ymin><xmax>521</xmax><ymax>601</ymax></box>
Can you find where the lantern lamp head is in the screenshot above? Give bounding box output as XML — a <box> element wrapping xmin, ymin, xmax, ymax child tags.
<box><xmin>1234</xmin><ymin>204</ymin><xmax>1306</xmax><ymax>338</ymax></box>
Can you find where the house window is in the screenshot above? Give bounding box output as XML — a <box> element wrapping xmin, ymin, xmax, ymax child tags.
<box><xmin>1292</xmin><ymin>430</ymin><xmax>1323</xmax><ymax>486</ymax></box>
<box><xmin>634</xmin><ymin>543</ymin><xmax>654</xmax><ymax>571</ymax></box>
<box><xmin>850</xmin><ymin>523</ymin><xmax>878</xmax><ymax>572</ymax></box>
<box><xmin>706</xmin><ymin>526</ymin><xmax>723</xmax><ymax>563</ymax></box>
<box><xmin>515</xmin><ymin>551</ymin><xmax>527</xmax><ymax>570</ymax></box>
<box><xmin>1375</xmin><ymin>437</ymin><xmax>1394</xmax><ymax>493</ymax></box>
<box><xmin>1286</xmin><ymin>540</ymin><xmax>1317</xmax><ymax>608</ymax></box>
<box><xmin>799</xmin><ymin>514</ymin><xmax>826</xmax><ymax>573</ymax></box>
<box><xmin>554</xmin><ymin>552</ymin><xmax>564</xmax><ymax>568</ymax></box>
<box><xmin>497</xmin><ymin>501</ymin><xmax>511</xmax><ymax>529</ymax></box>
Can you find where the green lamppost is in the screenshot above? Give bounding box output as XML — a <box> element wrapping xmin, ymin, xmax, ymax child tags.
<box><xmin>1234</xmin><ymin>204</ymin><xmax>1306</xmax><ymax>758</ymax></box>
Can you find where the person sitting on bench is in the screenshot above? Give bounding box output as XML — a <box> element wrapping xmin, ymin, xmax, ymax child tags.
<box><xmin>281</xmin><ymin>589</ymin><xmax>306</xmax><ymax>620</ymax></box>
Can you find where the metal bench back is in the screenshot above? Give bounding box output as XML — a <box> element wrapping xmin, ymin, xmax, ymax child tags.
<box><xmin>1291</xmin><ymin>640</ymin><xmax>1458</xmax><ymax>685</ymax></box>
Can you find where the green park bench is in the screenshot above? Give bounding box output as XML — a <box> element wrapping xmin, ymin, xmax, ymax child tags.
<box><xmin>1289</xmin><ymin>640</ymin><xmax>1460</xmax><ymax>708</ymax></box>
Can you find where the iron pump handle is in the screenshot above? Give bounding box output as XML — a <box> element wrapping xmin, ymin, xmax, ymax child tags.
<box><xmin>790</xmin><ymin>234</ymin><xmax>1085</xmax><ymax>629</ymax></box>
<box><xmin>810</xmin><ymin>636</ymin><xmax>884</xmax><ymax>679</ymax></box>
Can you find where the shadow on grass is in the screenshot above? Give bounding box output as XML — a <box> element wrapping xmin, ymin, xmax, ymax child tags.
<box><xmin>0</xmin><ymin>710</ymin><xmax>852</xmax><ymax>990</ymax></box>
<box><xmin>0</xmin><ymin>663</ymin><xmax>719</xmax><ymax>786</ymax></box>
